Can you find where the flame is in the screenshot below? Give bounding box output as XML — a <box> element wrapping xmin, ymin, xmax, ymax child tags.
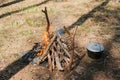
<box><xmin>37</xmin><ymin>31</ymin><xmax>50</xmax><ymax>56</ymax></box>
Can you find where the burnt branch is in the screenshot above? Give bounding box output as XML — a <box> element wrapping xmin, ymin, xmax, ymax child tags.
<box><xmin>63</xmin><ymin>26</ymin><xmax>71</xmax><ymax>36</ymax></box>
<box><xmin>42</xmin><ymin>7</ymin><xmax>50</xmax><ymax>32</ymax></box>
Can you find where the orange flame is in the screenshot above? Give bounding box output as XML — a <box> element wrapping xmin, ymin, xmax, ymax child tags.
<box><xmin>37</xmin><ymin>31</ymin><xmax>50</xmax><ymax>56</ymax></box>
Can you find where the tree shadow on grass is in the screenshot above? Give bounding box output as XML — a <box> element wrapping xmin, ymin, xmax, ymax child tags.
<box><xmin>0</xmin><ymin>0</ymin><xmax>25</xmax><ymax>8</ymax></box>
<box><xmin>67</xmin><ymin>0</ymin><xmax>110</xmax><ymax>30</ymax></box>
<box><xmin>58</xmin><ymin>0</ymin><xmax>110</xmax><ymax>35</ymax></box>
<box><xmin>0</xmin><ymin>0</ymin><xmax>49</xmax><ymax>19</ymax></box>
<box><xmin>92</xmin><ymin>7</ymin><xmax>120</xmax><ymax>26</ymax></box>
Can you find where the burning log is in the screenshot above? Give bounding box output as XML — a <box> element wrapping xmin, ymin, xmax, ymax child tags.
<box><xmin>39</xmin><ymin>35</ymin><xmax>57</xmax><ymax>62</ymax></box>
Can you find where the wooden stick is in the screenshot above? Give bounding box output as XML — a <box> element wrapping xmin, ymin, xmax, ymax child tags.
<box><xmin>63</xmin><ymin>26</ymin><xmax>74</xmax><ymax>50</ymax></box>
<box><xmin>41</xmin><ymin>55</ymin><xmax>48</xmax><ymax>62</ymax></box>
<box><xmin>61</xmin><ymin>42</ymin><xmax>68</xmax><ymax>50</ymax></box>
<box><xmin>57</xmin><ymin>38</ymin><xmax>71</xmax><ymax>58</ymax></box>
<box><xmin>42</xmin><ymin>7</ymin><xmax>50</xmax><ymax>33</ymax></box>
<box><xmin>39</xmin><ymin>35</ymin><xmax>57</xmax><ymax>62</ymax></box>
<box><xmin>47</xmin><ymin>53</ymin><xmax>52</xmax><ymax>71</ymax></box>
<box><xmin>54</xmin><ymin>51</ymin><xmax>64</xmax><ymax>71</ymax></box>
<box><xmin>51</xmin><ymin>49</ymin><xmax>55</xmax><ymax>70</ymax></box>
<box><xmin>74</xmin><ymin>50</ymin><xmax>80</xmax><ymax>57</ymax></box>
<box><xmin>64</xmin><ymin>56</ymin><xmax>70</xmax><ymax>64</ymax></box>
<box><xmin>63</xmin><ymin>26</ymin><xmax>71</xmax><ymax>35</ymax></box>
<box><xmin>69</xmin><ymin>26</ymin><xmax>78</xmax><ymax>70</ymax></box>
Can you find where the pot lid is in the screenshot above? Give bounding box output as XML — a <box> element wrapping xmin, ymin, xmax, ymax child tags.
<box><xmin>86</xmin><ymin>42</ymin><xmax>104</xmax><ymax>52</ymax></box>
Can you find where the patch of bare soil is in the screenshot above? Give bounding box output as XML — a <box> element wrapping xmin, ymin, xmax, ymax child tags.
<box><xmin>10</xmin><ymin>65</ymin><xmax>50</xmax><ymax>80</ymax></box>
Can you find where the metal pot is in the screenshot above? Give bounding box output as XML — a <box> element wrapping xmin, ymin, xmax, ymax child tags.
<box><xmin>86</xmin><ymin>42</ymin><xmax>104</xmax><ymax>59</ymax></box>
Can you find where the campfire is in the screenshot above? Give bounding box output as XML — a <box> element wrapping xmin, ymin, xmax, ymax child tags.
<box><xmin>23</xmin><ymin>7</ymin><xmax>80</xmax><ymax>72</ymax></box>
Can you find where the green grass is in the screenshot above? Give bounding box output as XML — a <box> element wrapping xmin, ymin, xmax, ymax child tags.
<box><xmin>0</xmin><ymin>40</ymin><xmax>3</xmax><ymax>47</ymax></box>
<box><xmin>12</xmin><ymin>21</ymin><xmax>22</xmax><ymax>28</ymax></box>
<box><xmin>19</xmin><ymin>30</ymin><xmax>33</xmax><ymax>36</ymax></box>
<box><xmin>80</xmin><ymin>25</ymin><xmax>92</xmax><ymax>32</ymax></box>
<box><xmin>25</xmin><ymin>17</ymin><xmax>45</xmax><ymax>27</ymax></box>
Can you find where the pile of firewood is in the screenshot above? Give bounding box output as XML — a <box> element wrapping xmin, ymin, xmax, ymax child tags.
<box><xmin>34</xmin><ymin>32</ymin><xmax>80</xmax><ymax>71</ymax></box>
<box><xmin>23</xmin><ymin>7</ymin><xmax>80</xmax><ymax>71</ymax></box>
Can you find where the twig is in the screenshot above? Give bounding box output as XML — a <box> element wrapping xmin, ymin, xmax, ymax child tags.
<box><xmin>63</xmin><ymin>26</ymin><xmax>73</xmax><ymax>48</ymax></box>
<box><xmin>63</xmin><ymin>26</ymin><xmax>71</xmax><ymax>35</ymax></box>
<box><xmin>69</xmin><ymin>26</ymin><xmax>78</xmax><ymax>70</ymax></box>
<box><xmin>42</xmin><ymin>7</ymin><xmax>50</xmax><ymax>33</ymax></box>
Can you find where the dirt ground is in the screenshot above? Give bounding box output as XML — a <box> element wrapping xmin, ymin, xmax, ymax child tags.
<box><xmin>0</xmin><ymin>0</ymin><xmax>120</xmax><ymax>80</ymax></box>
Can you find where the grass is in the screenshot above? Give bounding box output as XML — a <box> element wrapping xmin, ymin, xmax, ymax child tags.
<box><xmin>25</xmin><ymin>17</ymin><xmax>45</xmax><ymax>27</ymax></box>
<box><xmin>80</xmin><ymin>25</ymin><xmax>92</xmax><ymax>32</ymax></box>
<box><xmin>12</xmin><ymin>21</ymin><xmax>22</xmax><ymax>28</ymax></box>
<box><xmin>0</xmin><ymin>40</ymin><xmax>3</xmax><ymax>47</ymax></box>
<box><xmin>19</xmin><ymin>29</ymin><xmax>33</xmax><ymax>36</ymax></box>
<box><xmin>21</xmin><ymin>6</ymin><xmax>41</xmax><ymax>14</ymax></box>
